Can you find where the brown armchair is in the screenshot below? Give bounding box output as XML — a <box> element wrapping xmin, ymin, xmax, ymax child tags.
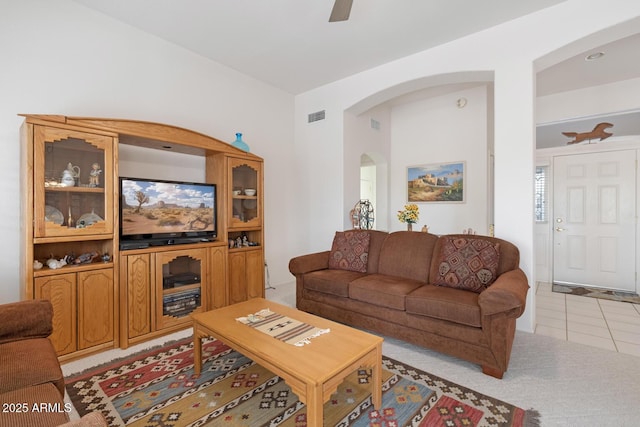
<box><xmin>0</xmin><ymin>300</ymin><xmax>109</xmax><ymax>427</ymax></box>
<box><xmin>0</xmin><ymin>299</ymin><xmax>72</xmax><ymax>426</ymax></box>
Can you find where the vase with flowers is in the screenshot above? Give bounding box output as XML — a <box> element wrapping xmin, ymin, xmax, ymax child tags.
<box><xmin>397</xmin><ymin>204</ymin><xmax>419</xmax><ymax>231</ymax></box>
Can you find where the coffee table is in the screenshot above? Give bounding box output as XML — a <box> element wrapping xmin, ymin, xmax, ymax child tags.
<box><xmin>192</xmin><ymin>298</ymin><xmax>383</xmax><ymax>426</ymax></box>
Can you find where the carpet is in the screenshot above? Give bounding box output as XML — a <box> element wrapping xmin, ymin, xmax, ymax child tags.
<box><xmin>66</xmin><ymin>337</ymin><xmax>540</xmax><ymax>427</ymax></box>
<box><xmin>552</xmin><ymin>283</ymin><xmax>640</xmax><ymax>304</ymax></box>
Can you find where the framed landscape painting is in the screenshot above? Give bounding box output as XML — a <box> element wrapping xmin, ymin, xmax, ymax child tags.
<box><xmin>407</xmin><ymin>161</ymin><xmax>465</xmax><ymax>203</ymax></box>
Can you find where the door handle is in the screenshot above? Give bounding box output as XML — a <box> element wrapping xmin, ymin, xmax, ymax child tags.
<box><xmin>555</xmin><ymin>227</ymin><xmax>565</xmax><ymax>232</ymax></box>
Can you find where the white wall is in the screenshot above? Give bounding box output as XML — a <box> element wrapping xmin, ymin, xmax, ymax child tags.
<box><xmin>119</xmin><ymin>146</ymin><xmax>206</xmax><ymax>183</ymax></box>
<box><xmin>344</xmin><ymin>104</ymin><xmax>391</xmax><ymax>231</ymax></box>
<box><xmin>360</xmin><ymin>164</ymin><xmax>377</xmax><ymax>224</ymax></box>
<box><xmin>294</xmin><ymin>1</ymin><xmax>640</xmax><ymax>333</ymax></box>
<box><xmin>0</xmin><ymin>1</ymin><xmax>296</xmax><ymax>303</ymax></box>
<box><xmin>537</xmin><ymin>77</ymin><xmax>640</xmax><ymax>124</ymax></box>
<box><xmin>344</xmin><ymin>86</ymin><xmax>491</xmax><ymax>235</ymax></box>
<box><xmin>390</xmin><ymin>86</ymin><xmax>489</xmax><ymax>234</ymax></box>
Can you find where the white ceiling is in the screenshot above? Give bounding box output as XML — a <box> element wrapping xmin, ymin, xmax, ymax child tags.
<box><xmin>536</xmin><ymin>32</ymin><xmax>640</xmax><ymax>97</ymax></box>
<box><xmin>73</xmin><ymin>0</ymin><xmax>570</xmax><ymax>95</ymax></box>
<box><xmin>71</xmin><ymin>0</ymin><xmax>640</xmax><ymax>148</ymax></box>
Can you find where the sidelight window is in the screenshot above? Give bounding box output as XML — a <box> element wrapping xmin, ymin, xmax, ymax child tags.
<box><xmin>535</xmin><ymin>166</ymin><xmax>548</xmax><ymax>223</ymax></box>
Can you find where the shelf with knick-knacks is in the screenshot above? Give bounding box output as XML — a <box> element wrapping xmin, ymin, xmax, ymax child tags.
<box><xmin>33</xmin><ymin>126</ymin><xmax>114</xmax><ymax>238</ymax></box>
<box><xmin>229</xmin><ymin>157</ymin><xmax>262</xmax><ymax>229</ymax></box>
<box><xmin>22</xmin><ymin>119</ymin><xmax>119</xmax><ymax>360</ymax></box>
<box><xmin>31</xmin><ymin>239</ymin><xmax>114</xmax><ymax>277</ymax></box>
<box><xmin>228</xmin><ymin>230</ymin><xmax>262</xmax><ymax>251</ymax></box>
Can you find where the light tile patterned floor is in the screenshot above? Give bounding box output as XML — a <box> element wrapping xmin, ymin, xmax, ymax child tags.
<box><xmin>535</xmin><ymin>282</ymin><xmax>640</xmax><ymax>357</ymax></box>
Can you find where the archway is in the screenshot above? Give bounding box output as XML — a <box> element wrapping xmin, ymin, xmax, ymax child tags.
<box><xmin>359</xmin><ymin>152</ymin><xmax>388</xmax><ymax>230</ymax></box>
<box><xmin>343</xmin><ymin>72</ymin><xmax>495</xmax><ymax>234</ymax></box>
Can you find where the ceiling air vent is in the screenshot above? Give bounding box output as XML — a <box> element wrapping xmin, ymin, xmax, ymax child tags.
<box><xmin>308</xmin><ymin>110</ymin><xmax>326</xmax><ymax>123</ymax></box>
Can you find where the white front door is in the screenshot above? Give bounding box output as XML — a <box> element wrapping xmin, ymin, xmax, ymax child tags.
<box><xmin>553</xmin><ymin>150</ymin><xmax>637</xmax><ymax>293</ymax></box>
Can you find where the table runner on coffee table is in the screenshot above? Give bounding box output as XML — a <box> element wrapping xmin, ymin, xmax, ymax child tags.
<box><xmin>236</xmin><ymin>308</ymin><xmax>330</xmax><ymax>346</ymax></box>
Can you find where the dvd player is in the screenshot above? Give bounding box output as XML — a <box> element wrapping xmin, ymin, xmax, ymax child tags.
<box><xmin>163</xmin><ymin>273</ymin><xmax>201</xmax><ymax>289</ymax></box>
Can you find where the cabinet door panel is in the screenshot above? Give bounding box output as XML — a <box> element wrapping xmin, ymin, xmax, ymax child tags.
<box><xmin>209</xmin><ymin>246</ymin><xmax>227</xmax><ymax>308</ymax></box>
<box><xmin>35</xmin><ymin>274</ymin><xmax>76</xmax><ymax>356</ymax></box>
<box><xmin>228</xmin><ymin>158</ymin><xmax>262</xmax><ymax>229</ymax></box>
<box><xmin>126</xmin><ymin>254</ymin><xmax>152</xmax><ymax>339</ymax></box>
<box><xmin>77</xmin><ymin>269</ymin><xmax>114</xmax><ymax>349</ymax></box>
<box><xmin>156</xmin><ymin>249</ymin><xmax>206</xmax><ymax>330</ymax></box>
<box><xmin>228</xmin><ymin>252</ymin><xmax>247</xmax><ymax>304</ymax></box>
<box><xmin>33</xmin><ymin>125</ymin><xmax>114</xmax><ymax>238</ymax></box>
<box><xmin>246</xmin><ymin>250</ymin><xmax>264</xmax><ymax>299</ymax></box>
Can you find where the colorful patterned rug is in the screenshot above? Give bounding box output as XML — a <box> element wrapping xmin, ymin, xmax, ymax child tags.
<box><xmin>66</xmin><ymin>338</ymin><xmax>540</xmax><ymax>427</ymax></box>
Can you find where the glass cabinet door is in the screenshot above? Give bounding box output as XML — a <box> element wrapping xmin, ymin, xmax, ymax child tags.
<box><xmin>33</xmin><ymin>126</ymin><xmax>114</xmax><ymax>238</ymax></box>
<box><xmin>229</xmin><ymin>158</ymin><xmax>262</xmax><ymax>229</ymax></box>
<box><xmin>156</xmin><ymin>249</ymin><xmax>206</xmax><ymax>330</ymax></box>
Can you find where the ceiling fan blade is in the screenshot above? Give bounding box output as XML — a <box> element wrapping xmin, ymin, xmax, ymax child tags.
<box><xmin>329</xmin><ymin>0</ymin><xmax>353</xmax><ymax>22</ymax></box>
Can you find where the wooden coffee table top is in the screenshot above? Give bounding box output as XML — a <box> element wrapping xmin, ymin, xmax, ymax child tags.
<box><xmin>192</xmin><ymin>297</ymin><xmax>383</xmax><ymax>384</ymax></box>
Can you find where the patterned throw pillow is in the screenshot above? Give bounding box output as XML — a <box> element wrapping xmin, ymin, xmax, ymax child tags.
<box><xmin>434</xmin><ymin>236</ymin><xmax>500</xmax><ymax>293</ymax></box>
<box><xmin>329</xmin><ymin>231</ymin><xmax>371</xmax><ymax>273</ymax></box>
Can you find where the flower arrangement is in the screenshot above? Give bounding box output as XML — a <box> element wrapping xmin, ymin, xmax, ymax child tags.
<box><xmin>397</xmin><ymin>204</ymin><xmax>419</xmax><ymax>224</ymax></box>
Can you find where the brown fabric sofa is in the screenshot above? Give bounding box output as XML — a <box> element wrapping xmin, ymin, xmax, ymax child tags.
<box><xmin>289</xmin><ymin>230</ymin><xmax>530</xmax><ymax>379</ymax></box>
<box><xmin>0</xmin><ymin>299</ymin><xmax>107</xmax><ymax>427</ymax></box>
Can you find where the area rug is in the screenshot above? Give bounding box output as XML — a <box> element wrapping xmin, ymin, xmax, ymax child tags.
<box><xmin>552</xmin><ymin>283</ymin><xmax>640</xmax><ymax>304</ymax></box>
<box><xmin>66</xmin><ymin>337</ymin><xmax>540</xmax><ymax>427</ymax></box>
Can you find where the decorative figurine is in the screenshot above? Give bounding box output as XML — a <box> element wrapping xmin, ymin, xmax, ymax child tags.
<box><xmin>64</xmin><ymin>162</ymin><xmax>81</xmax><ymax>186</ymax></box>
<box><xmin>89</xmin><ymin>163</ymin><xmax>102</xmax><ymax>187</ymax></box>
<box><xmin>33</xmin><ymin>260</ymin><xmax>43</xmax><ymax>270</ymax></box>
<box><xmin>74</xmin><ymin>252</ymin><xmax>98</xmax><ymax>264</ymax></box>
<box><xmin>562</xmin><ymin>122</ymin><xmax>613</xmax><ymax>144</ymax></box>
<box><xmin>67</xmin><ymin>206</ymin><xmax>74</xmax><ymax>228</ymax></box>
<box><xmin>46</xmin><ymin>257</ymin><xmax>67</xmax><ymax>269</ymax></box>
<box><xmin>61</xmin><ymin>169</ymin><xmax>76</xmax><ymax>187</ymax></box>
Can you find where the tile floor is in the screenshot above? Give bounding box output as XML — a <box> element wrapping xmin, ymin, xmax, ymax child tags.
<box><xmin>535</xmin><ymin>281</ymin><xmax>640</xmax><ymax>357</ymax></box>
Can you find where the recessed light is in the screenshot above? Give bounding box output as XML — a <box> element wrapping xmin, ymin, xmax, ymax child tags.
<box><xmin>585</xmin><ymin>52</ymin><xmax>605</xmax><ymax>61</ymax></box>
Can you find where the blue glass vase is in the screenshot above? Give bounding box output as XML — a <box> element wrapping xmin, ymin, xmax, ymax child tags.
<box><xmin>232</xmin><ymin>132</ymin><xmax>250</xmax><ymax>152</ymax></box>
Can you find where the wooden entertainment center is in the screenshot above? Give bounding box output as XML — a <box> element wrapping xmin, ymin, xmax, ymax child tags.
<box><xmin>20</xmin><ymin>115</ymin><xmax>264</xmax><ymax>361</ymax></box>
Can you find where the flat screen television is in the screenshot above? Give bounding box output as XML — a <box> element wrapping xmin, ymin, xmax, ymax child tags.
<box><xmin>119</xmin><ymin>177</ymin><xmax>217</xmax><ymax>249</ymax></box>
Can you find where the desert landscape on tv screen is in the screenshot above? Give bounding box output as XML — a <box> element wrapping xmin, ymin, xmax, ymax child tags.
<box><xmin>121</xmin><ymin>180</ymin><xmax>214</xmax><ymax>235</ymax></box>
